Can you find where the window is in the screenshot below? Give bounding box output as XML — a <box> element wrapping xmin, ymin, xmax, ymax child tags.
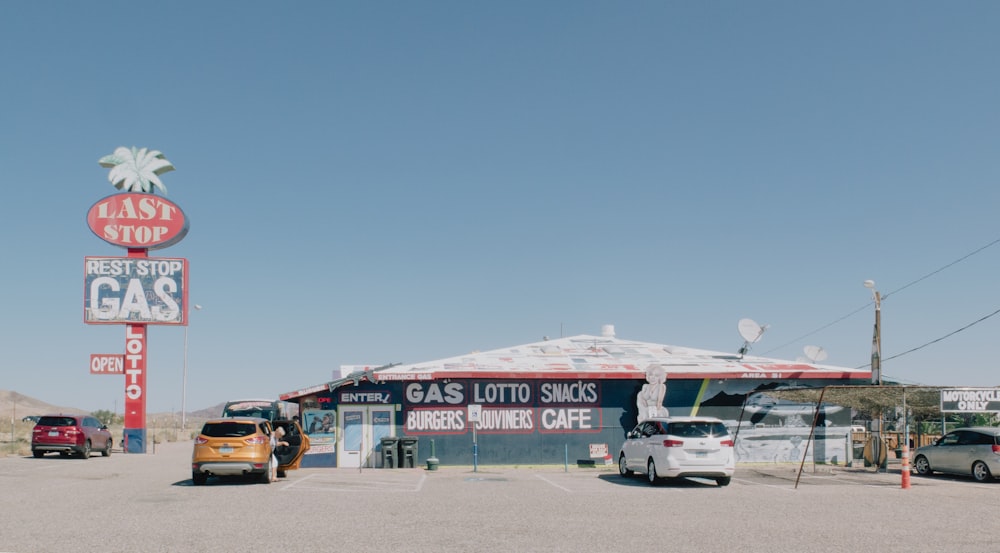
<box><xmin>201</xmin><ymin>421</ymin><xmax>257</xmax><ymax>438</ymax></box>
<box><xmin>969</xmin><ymin>432</ymin><xmax>995</xmax><ymax>446</ymax></box>
<box><xmin>668</xmin><ymin>421</ymin><xmax>730</xmax><ymax>438</ymax></box>
<box><xmin>38</xmin><ymin>416</ymin><xmax>76</xmax><ymax>427</ymax></box>
<box><xmin>939</xmin><ymin>433</ymin><xmax>960</xmax><ymax>446</ymax></box>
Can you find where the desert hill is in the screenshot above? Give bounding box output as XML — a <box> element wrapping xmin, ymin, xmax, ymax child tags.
<box><xmin>0</xmin><ymin>390</ymin><xmax>226</xmax><ymax>420</ymax></box>
<box><xmin>0</xmin><ymin>390</ymin><xmax>88</xmax><ymax>419</ymax></box>
<box><xmin>190</xmin><ymin>402</ymin><xmax>226</xmax><ymax>419</ymax></box>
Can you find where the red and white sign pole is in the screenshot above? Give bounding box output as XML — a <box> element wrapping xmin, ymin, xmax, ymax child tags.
<box><xmin>123</xmin><ymin>324</ymin><xmax>148</xmax><ymax>446</ymax></box>
<box><xmin>123</xmin><ymin>248</ymin><xmax>148</xmax><ymax>451</ymax></box>
<box><xmin>86</xmin><ymin>147</ymin><xmax>189</xmax><ymax>454</ymax></box>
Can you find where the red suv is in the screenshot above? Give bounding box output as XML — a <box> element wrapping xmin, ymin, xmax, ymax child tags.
<box><xmin>31</xmin><ymin>415</ymin><xmax>113</xmax><ymax>459</ymax></box>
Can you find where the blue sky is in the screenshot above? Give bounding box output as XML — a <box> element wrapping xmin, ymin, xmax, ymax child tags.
<box><xmin>2</xmin><ymin>2</ymin><xmax>999</xmax><ymax>414</ymax></box>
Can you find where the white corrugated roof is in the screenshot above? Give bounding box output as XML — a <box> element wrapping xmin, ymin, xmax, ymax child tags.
<box><xmin>281</xmin><ymin>334</ymin><xmax>869</xmax><ymax>400</ymax></box>
<box><xmin>373</xmin><ymin>334</ymin><xmax>866</xmax><ymax>381</ymax></box>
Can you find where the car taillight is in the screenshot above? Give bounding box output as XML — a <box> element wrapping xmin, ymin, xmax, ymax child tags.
<box><xmin>992</xmin><ymin>445</ymin><xmax>1000</xmax><ymax>455</ymax></box>
<box><xmin>663</xmin><ymin>439</ymin><xmax>684</xmax><ymax>447</ymax></box>
<box><xmin>720</xmin><ymin>439</ymin><xmax>734</xmax><ymax>447</ymax></box>
<box><xmin>245</xmin><ymin>436</ymin><xmax>267</xmax><ymax>445</ymax></box>
<box><xmin>194</xmin><ymin>437</ymin><xmax>208</xmax><ymax>445</ymax></box>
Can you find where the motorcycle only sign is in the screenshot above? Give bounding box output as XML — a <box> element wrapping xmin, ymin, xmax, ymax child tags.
<box><xmin>83</xmin><ymin>257</ymin><xmax>188</xmax><ymax>324</ymax></box>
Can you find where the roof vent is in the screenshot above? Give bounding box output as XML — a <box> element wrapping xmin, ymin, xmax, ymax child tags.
<box><xmin>601</xmin><ymin>324</ymin><xmax>615</xmax><ymax>338</ymax></box>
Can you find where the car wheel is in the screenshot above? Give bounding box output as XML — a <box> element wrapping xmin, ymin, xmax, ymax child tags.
<box><xmin>277</xmin><ymin>469</ymin><xmax>287</xmax><ymax>479</ymax></box>
<box><xmin>646</xmin><ymin>459</ymin><xmax>660</xmax><ymax>485</ymax></box>
<box><xmin>618</xmin><ymin>454</ymin><xmax>633</xmax><ymax>477</ymax></box>
<box><xmin>259</xmin><ymin>459</ymin><xmax>272</xmax><ymax>484</ymax></box>
<box><xmin>913</xmin><ymin>455</ymin><xmax>932</xmax><ymax>476</ymax></box>
<box><xmin>192</xmin><ymin>472</ymin><xmax>207</xmax><ymax>486</ymax></box>
<box><xmin>102</xmin><ymin>439</ymin><xmax>112</xmax><ymax>457</ymax></box>
<box><xmin>79</xmin><ymin>440</ymin><xmax>91</xmax><ymax>459</ymax></box>
<box><xmin>972</xmin><ymin>461</ymin><xmax>992</xmax><ymax>482</ymax></box>
<box><xmin>716</xmin><ymin>476</ymin><xmax>731</xmax><ymax>487</ymax></box>
<box><xmin>32</xmin><ymin>450</ymin><xmax>44</xmax><ymax>458</ymax></box>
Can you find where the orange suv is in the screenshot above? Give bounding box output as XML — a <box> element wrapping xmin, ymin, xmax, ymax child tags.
<box><xmin>191</xmin><ymin>417</ymin><xmax>309</xmax><ymax>485</ymax></box>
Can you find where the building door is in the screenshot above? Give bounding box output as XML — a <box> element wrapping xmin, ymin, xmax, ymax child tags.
<box><xmin>337</xmin><ymin>405</ymin><xmax>395</xmax><ymax>468</ymax></box>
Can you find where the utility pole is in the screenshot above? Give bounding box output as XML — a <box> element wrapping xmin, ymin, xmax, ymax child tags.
<box><xmin>864</xmin><ymin>280</ymin><xmax>886</xmax><ymax>471</ymax></box>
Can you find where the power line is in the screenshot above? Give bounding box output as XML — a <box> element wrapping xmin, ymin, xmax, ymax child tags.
<box><xmin>761</xmin><ymin>304</ymin><xmax>871</xmax><ymax>354</ymax></box>
<box><xmin>855</xmin><ymin>306</ymin><xmax>1000</xmax><ymax>370</ymax></box>
<box><xmin>762</xmin><ymin>237</ymin><xmax>1000</xmax><ymax>357</ymax></box>
<box><xmin>881</xmin><ymin>237</ymin><xmax>1000</xmax><ymax>302</ymax></box>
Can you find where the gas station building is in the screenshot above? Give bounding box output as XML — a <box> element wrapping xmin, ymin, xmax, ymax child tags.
<box><xmin>280</xmin><ymin>326</ymin><xmax>870</xmax><ymax>468</ymax></box>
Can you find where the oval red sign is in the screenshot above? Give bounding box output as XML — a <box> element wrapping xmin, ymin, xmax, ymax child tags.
<box><xmin>86</xmin><ymin>193</ymin><xmax>189</xmax><ymax>250</ymax></box>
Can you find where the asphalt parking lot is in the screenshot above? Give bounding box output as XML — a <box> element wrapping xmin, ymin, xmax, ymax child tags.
<box><xmin>1</xmin><ymin>441</ymin><xmax>996</xmax><ymax>553</ymax></box>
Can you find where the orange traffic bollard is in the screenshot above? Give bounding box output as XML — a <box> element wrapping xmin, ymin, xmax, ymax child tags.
<box><xmin>901</xmin><ymin>444</ymin><xmax>911</xmax><ymax>489</ymax></box>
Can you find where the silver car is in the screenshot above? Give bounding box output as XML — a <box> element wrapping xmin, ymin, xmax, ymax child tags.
<box><xmin>618</xmin><ymin>416</ymin><xmax>735</xmax><ymax>486</ymax></box>
<box><xmin>912</xmin><ymin>427</ymin><xmax>1000</xmax><ymax>482</ymax></box>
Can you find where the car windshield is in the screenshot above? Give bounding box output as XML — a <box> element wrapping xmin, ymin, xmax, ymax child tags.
<box><xmin>224</xmin><ymin>407</ymin><xmax>276</xmax><ymax>420</ymax></box>
<box><xmin>201</xmin><ymin>421</ymin><xmax>258</xmax><ymax>438</ymax></box>
<box><xmin>37</xmin><ymin>416</ymin><xmax>76</xmax><ymax>427</ymax></box>
<box><xmin>668</xmin><ymin>421</ymin><xmax>729</xmax><ymax>438</ymax></box>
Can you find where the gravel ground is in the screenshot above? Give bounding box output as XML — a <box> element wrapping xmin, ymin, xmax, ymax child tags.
<box><xmin>0</xmin><ymin>440</ymin><xmax>995</xmax><ymax>553</ymax></box>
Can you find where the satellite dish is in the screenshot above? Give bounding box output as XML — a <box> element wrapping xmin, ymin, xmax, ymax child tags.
<box><xmin>803</xmin><ymin>345</ymin><xmax>828</xmax><ymax>363</ymax></box>
<box><xmin>738</xmin><ymin>318</ymin><xmax>767</xmax><ymax>344</ymax></box>
<box><xmin>737</xmin><ymin>318</ymin><xmax>769</xmax><ymax>358</ymax></box>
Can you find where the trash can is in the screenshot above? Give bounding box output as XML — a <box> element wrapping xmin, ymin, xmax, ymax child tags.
<box><xmin>398</xmin><ymin>437</ymin><xmax>419</xmax><ymax>468</ymax></box>
<box><xmin>380</xmin><ymin>436</ymin><xmax>399</xmax><ymax>468</ymax></box>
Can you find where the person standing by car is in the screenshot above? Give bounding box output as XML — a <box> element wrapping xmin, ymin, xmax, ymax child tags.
<box><xmin>269</xmin><ymin>427</ymin><xmax>288</xmax><ymax>482</ymax></box>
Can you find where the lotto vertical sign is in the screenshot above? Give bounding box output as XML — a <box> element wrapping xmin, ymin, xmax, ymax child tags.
<box><xmin>123</xmin><ymin>324</ymin><xmax>148</xmax><ymax>451</ymax></box>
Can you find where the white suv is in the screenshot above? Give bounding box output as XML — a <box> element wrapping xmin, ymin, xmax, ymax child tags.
<box><xmin>619</xmin><ymin>416</ymin><xmax>735</xmax><ymax>486</ymax></box>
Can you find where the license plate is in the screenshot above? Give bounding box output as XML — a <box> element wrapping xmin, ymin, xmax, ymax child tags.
<box><xmin>694</xmin><ymin>451</ymin><xmax>707</xmax><ymax>458</ymax></box>
<box><xmin>48</xmin><ymin>431</ymin><xmax>59</xmax><ymax>437</ymax></box>
<box><xmin>219</xmin><ymin>446</ymin><xmax>233</xmax><ymax>454</ymax></box>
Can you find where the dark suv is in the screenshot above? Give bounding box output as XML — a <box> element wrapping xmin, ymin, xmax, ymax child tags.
<box><xmin>31</xmin><ymin>415</ymin><xmax>113</xmax><ymax>459</ymax></box>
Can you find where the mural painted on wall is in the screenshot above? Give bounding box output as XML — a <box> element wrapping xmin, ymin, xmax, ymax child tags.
<box><xmin>684</xmin><ymin>378</ymin><xmax>852</xmax><ymax>464</ymax></box>
<box><xmin>302</xmin><ymin>409</ymin><xmax>336</xmax><ymax>455</ymax></box>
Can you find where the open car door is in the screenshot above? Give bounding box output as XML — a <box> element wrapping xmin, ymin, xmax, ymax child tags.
<box><xmin>273</xmin><ymin>419</ymin><xmax>310</xmax><ymax>476</ymax></box>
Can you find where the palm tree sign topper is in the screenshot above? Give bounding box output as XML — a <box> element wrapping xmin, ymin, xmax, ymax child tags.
<box><xmin>98</xmin><ymin>146</ymin><xmax>175</xmax><ymax>195</ymax></box>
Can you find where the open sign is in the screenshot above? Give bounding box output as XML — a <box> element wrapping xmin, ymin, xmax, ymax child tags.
<box><xmin>90</xmin><ymin>354</ymin><xmax>124</xmax><ymax>374</ymax></box>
